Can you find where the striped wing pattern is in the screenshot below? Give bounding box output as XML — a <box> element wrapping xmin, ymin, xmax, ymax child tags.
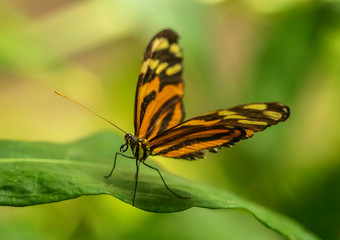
<box><xmin>149</xmin><ymin>102</ymin><xmax>290</xmax><ymax>160</ymax></box>
<box><xmin>134</xmin><ymin>29</ymin><xmax>185</xmax><ymax>140</ymax></box>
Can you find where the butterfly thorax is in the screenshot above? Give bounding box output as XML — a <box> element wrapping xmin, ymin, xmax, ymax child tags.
<box><xmin>122</xmin><ymin>133</ymin><xmax>150</xmax><ymax>162</ymax></box>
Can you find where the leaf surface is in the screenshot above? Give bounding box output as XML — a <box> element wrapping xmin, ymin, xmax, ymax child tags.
<box><xmin>0</xmin><ymin>132</ymin><xmax>319</xmax><ymax>240</ymax></box>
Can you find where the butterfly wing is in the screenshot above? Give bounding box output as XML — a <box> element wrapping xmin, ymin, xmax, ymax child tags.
<box><xmin>134</xmin><ymin>29</ymin><xmax>185</xmax><ymax>140</ymax></box>
<box><xmin>149</xmin><ymin>102</ymin><xmax>290</xmax><ymax>160</ymax></box>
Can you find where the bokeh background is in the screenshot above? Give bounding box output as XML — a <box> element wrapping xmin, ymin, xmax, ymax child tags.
<box><xmin>1</xmin><ymin>0</ymin><xmax>340</xmax><ymax>239</ymax></box>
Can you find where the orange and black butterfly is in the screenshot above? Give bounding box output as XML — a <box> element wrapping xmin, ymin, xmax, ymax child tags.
<box><xmin>56</xmin><ymin>29</ymin><xmax>290</xmax><ymax>206</ymax></box>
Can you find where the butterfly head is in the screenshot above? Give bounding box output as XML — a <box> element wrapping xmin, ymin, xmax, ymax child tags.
<box><xmin>120</xmin><ymin>133</ymin><xmax>132</xmax><ymax>152</ymax></box>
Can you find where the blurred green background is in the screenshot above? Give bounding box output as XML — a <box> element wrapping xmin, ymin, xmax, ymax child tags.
<box><xmin>1</xmin><ymin>0</ymin><xmax>340</xmax><ymax>239</ymax></box>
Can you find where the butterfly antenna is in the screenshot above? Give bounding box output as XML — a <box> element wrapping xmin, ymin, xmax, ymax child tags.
<box><xmin>55</xmin><ymin>91</ymin><xmax>127</xmax><ymax>134</ymax></box>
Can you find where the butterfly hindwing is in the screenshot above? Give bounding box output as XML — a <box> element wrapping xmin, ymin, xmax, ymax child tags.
<box><xmin>134</xmin><ymin>29</ymin><xmax>185</xmax><ymax>140</ymax></box>
<box><xmin>150</xmin><ymin>125</ymin><xmax>246</xmax><ymax>160</ymax></box>
<box><xmin>149</xmin><ymin>102</ymin><xmax>290</xmax><ymax>160</ymax></box>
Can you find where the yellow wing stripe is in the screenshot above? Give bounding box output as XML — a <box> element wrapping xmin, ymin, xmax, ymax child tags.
<box><xmin>140</xmin><ymin>59</ymin><xmax>150</xmax><ymax>74</ymax></box>
<box><xmin>218</xmin><ymin>110</ymin><xmax>236</xmax><ymax>115</ymax></box>
<box><xmin>242</xmin><ymin>104</ymin><xmax>267</xmax><ymax>110</ymax></box>
<box><xmin>263</xmin><ymin>111</ymin><xmax>283</xmax><ymax>120</ymax></box>
<box><xmin>151</xmin><ymin>37</ymin><xmax>169</xmax><ymax>52</ymax></box>
<box><xmin>169</xmin><ymin>43</ymin><xmax>182</xmax><ymax>57</ymax></box>
<box><xmin>237</xmin><ymin>120</ymin><xmax>268</xmax><ymax>126</ymax></box>
<box><xmin>149</xmin><ymin>59</ymin><xmax>160</xmax><ymax>70</ymax></box>
<box><xmin>155</xmin><ymin>62</ymin><xmax>169</xmax><ymax>74</ymax></box>
<box><xmin>223</xmin><ymin>115</ymin><xmax>247</xmax><ymax>120</ymax></box>
<box><xmin>165</xmin><ymin>64</ymin><xmax>182</xmax><ymax>76</ymax></box>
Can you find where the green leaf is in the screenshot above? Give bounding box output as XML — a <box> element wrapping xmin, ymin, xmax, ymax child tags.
<box><xmin>0</xmin><ymin>132</ymin><xmax>319</xmax><ymax>240</ymax></box>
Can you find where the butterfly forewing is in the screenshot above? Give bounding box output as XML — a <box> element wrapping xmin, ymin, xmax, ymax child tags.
<box><xmin>134</xmin><ymin>29</ymin><xmax>185</xmax><ymax>140</ymax></box>
<box><xmin>149</xmin><ymin>102</ymin><xmax>290</xmax><ymax>160</ymax></box>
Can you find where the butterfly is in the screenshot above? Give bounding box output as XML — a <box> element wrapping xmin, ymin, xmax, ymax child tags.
<box><xmin>56</xmin><ymin>29</ymin><xmax>290</xmax><ymax>206</ymax></box>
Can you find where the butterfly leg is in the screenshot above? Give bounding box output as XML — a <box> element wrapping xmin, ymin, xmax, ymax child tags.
<box><xmin>105</xmin><ymin>152</ymin><xmax>135</xmax><ymax>178</ymax></box>
<box><xmin>142</xmin><ymin>162</ymin><xmax>190</xmax><ymax>200</ymax></box>
<box><xmin>132</xmin><ymin>159</ymin><xmax>141</xmax><ymax>206</ymax></box>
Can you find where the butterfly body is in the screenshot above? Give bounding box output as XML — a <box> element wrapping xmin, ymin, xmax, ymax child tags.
<box><xmin>121</xmin><ymin>133</ymin><xmax>150</xmax><ymax>162</ymax></box>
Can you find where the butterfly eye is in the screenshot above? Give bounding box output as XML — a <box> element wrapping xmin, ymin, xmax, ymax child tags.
<box><xmin>120</xmin><ymin>144</ymin><xmax>128</xmax><ymax>152</ymax></box>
